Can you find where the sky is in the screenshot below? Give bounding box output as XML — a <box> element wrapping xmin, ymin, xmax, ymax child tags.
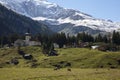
<box><xmin>47</xmin><ymin>0</ymin><xmax>120</xmax><ymax>22</ymax></box>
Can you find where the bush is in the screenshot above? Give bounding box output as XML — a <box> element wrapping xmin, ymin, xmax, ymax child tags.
<box><xmin>48</xmin><ymin>50</ymin><xmax>58</xmax><ymax>56</ymax></box>
<box><xmin>18</xmin><ymin>50</ymin><xmax>25</xmax><ymax>56</ymax></box>
<box><xmin>11</xmin><ymin>58</ymin><xmax>19</xmax><ymax>65</ymax></box>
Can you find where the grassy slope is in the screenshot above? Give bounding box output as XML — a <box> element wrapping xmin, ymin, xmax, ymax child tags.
<box><xmin>0</xmin><ymin>46</ymin><xmax>120</xmax><ymax>68</ymax></box>
<box><xmin>56</xmin><ymin>48</ymin><xmax>120</xmax><ymax>68</ymax></box>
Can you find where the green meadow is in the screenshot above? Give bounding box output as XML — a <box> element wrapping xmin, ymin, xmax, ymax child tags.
<box><xmin>1</xmin><ymin>68</ymin><xmax>120</xmax><ymax>80</ymax></box>
<box><xmin>0</xmin><ymin>46</ymin><xmax>120</xmax><ymax>80</ymax></box>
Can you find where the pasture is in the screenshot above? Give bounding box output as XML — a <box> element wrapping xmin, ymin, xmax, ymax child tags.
<box><xmin>0</xmin><ymin>68</ymin><xmax>120</xmax><ymax>80</ymax></box>
<box><xmin>0</xmin><ymin>47</ymin><xmax>120</xmax><ymax>80</ymax></box>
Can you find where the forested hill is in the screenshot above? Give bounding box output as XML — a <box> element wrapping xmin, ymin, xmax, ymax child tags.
<box><xmin>0</xmin><ymin>4</ymin><xmax>52</xmax><ymax>36</ymax></box>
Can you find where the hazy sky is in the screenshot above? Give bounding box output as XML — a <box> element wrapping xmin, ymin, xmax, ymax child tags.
<box><xmin>48</xmin><ymin>0</ymin><xmax>120</xmax><ymax>22</ymax></box>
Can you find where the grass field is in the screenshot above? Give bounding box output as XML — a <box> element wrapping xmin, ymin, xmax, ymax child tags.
<box><xmin>0</xmin><ymin>46</ymin><xmax>120</xmax><ymax>68</ymax></box>
<box><xmin>0</xmin><ymin>68</ymin><xmax>120</xmax><ymax>80</ymax></box>
<box><xmin>0</xmin><ymin>46</ymin><xmax>120</xmax><ymax>80</ymax></box>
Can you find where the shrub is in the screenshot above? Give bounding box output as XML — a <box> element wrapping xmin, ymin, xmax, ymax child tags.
<box><xmin>98</xmin><ymin>44</ymin><xmax>118</xmax><ymax>52</ymax></box>
<box><xmin>11</xmin><ymin>58</ymin><xmax>19</xmax><ymax>65</ymax></box>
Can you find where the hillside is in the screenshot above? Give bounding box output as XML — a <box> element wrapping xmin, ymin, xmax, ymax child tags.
<box><xmin>0</xmin><ymin>46</ymin><xmax>120</xmax><ymax>68</ymax></box>
<box><xmin>0</xmin><ymin>4</ymin><xmax>51</xmax><ymax>36</ymax></box>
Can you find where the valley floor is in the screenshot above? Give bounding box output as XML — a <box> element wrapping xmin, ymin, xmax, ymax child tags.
<box><xmin>0</xmin><ymin>68</ymin><xmax>120</xmax><ymax>80</ymax></box>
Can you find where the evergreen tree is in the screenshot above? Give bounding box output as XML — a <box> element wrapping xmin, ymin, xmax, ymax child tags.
<box><xmin>112</xmin><ymin>31</ymin><xmax>120</xmax><ymax>45</ymax></box>
<box><xmin>95</xmin><ymin>33</ymin><xmax>103</xmax><ymax>42</ymax></box>
<box><xmin>77</xmin><ymin>32</ymin><xmax>94</xmax><ymax>42</ymax></box>
<box><xmin>103</xmin><ymin>35</ymin><xmax>108</xmax><ymax>43</ymax></box>
<box><xmin>54</xmin><ymin>33</ymin><xmax>67</xmax><ymax>48</ymax></box>
<box><xmin>42</xmin><ymin>42</ymin><xmax>52</xmax><ymax>55</ymax></box>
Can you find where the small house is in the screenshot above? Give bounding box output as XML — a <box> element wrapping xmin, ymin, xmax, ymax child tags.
<box><xmin>91</xmin><ymin>45</ymin><xmax>99</xmax><ymax>49</ymax></box>
<box><xmin>14</xmin><ymin>32</ymin><xmax>41</xmax><ymax>47</ymax></box>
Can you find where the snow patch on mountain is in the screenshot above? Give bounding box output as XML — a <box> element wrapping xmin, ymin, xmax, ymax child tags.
<box><xmin>33</xmin><ymin>16</ymin><xmax>120</xmax><ymax>32</ymax></box>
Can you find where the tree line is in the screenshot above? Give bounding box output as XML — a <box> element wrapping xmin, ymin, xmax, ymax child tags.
<box><xmin>0</xmin><ymin>31</ymin><xmax>120</xmax><ymax>47</ymax></box>
<box><xmin>0</xmin><ymin>31</ymin><xmax>120</xmax><ymax>55</ymax></box>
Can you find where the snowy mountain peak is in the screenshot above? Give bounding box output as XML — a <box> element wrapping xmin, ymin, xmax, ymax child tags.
<box><xmin>0</xmin><ymin>0</ymin><xmax>120</xmax><ymax>35</ymax></box>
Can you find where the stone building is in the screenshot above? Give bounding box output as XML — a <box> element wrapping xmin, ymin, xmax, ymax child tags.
<box><xmin>14</xmin><ymin>32</ymin><xmax>41</xmax><ymax>47</ymax></box>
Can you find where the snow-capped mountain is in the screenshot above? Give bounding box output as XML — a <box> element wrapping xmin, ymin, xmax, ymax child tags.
<box><xmin>0</xmin><ymin>0</ymin><xmax>120</xmax><ymax>35</ymax></box>
<box><xmin>0</xmin><ymin>3</ymin><xmax>51</xmax><ymax>36</ymax></box>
